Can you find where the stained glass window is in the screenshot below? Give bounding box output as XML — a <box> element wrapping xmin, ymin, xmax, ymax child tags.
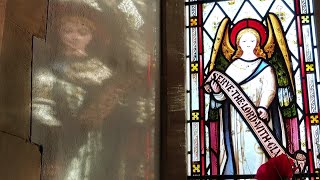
<box><xmin>185</xmin><ymin>0</ymin><xmax>320</xmax><ymax>178</ymax></box>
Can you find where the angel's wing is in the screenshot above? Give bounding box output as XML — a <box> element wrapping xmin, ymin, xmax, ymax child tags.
<box><xmin>266</xmin><ymin>13</ymin><xmax>298</xmax><ymax>134</ymax></box>
<box><xmin>206</xmin><ymin>17</ymin><xmax>233</xmax><ymax>123</ymax></box>
<box><xmin>256</xmin><ymin>13</ymin><xmax>301</xmax><ymax>155</ymax></box>
<box><xmin>264</xmin><ymin>17</ymin><xmax>275</xmax><ymax>59</ymax></box>
<box><xmin>266</xmin><ymin>13</ymin><xmax>295</xmax><ymax>93</ymax></box>
<box><xmin>266</xmin><ymin>13</ymin><xmax>301</xmax><ymax>155</ymax></box>
<box><xmin>221</xmin><ymin>22</ymin><xmax>235</xmax><ymax>62</ymax></box>
<box><xmin>208</xmin><ymin>17</ymin><xmax>234</xmax><ymax>72</ymax></box>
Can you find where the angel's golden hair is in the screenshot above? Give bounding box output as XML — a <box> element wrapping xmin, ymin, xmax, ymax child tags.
<box><xmin>232</xmin><ymin>28</ymin><xmax>266</xmax><ymax>60</ymax></box>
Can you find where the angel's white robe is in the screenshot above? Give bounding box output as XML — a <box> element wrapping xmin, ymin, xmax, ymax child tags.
<box><xmin>213</xmin><ymin>58</ymin><xmax>286</xmax><ymax>175</ymax></box>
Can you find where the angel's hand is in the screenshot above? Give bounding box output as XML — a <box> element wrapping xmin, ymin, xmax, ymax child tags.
<box><xmin>204</xmin><ymin>71</ymin><xmax>216</xmax><ymax>85</ymax></box>
<box><xmin>294</xmin><ymin>152</ymin><xmax>307</xmax><ymax>173</ymax></box>
<box><xmin>257</xmin><ymin>107</ymin><xmax>269</xmax><ymax>122</ymax></box>
<box><xmin>204</xmin><ymin>83</ymin><xmax>212</xmax><ymax>93</ymax></box>
<box><xmin>211</xmin><ymin>81</ymin><xmax>221</xmax><ymax>94</ymax></box>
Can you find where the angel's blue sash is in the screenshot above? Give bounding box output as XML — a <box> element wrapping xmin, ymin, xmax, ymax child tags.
<box><xmin>239</xmin><ymin>60</ymin><xmax>282</xmax><ymax>140</ymax></box>
<box><xmin>240</xmin><ymin>60</ymin><xmax>269</xmax><ymax>85</ymax></box>
<box><xmin>221</xmin><ymin>61</ymin><xmax>282</xmax><ymax>176</ymax></box>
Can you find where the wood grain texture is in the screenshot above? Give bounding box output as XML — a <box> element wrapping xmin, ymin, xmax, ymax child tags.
<box><xmin>0</xmin><ymin>1</ymin><xmax>47</xmax><ymax>179</ymax></box>
<box><xmin>161</xmin><ymin>0</ymin><xmax>186</xmax><ymax>179</ymax></box>
<box><xmin>0</xmin><ymin>0</ymin><xmax>7</xmax><ymax>54</ymax></box>
<box><xmin>0</xmin><ymin>19</ymin><xmax>32</xmax><ymax>139</ymax></box>
<box><xmin>0</xmin><ymin>132</ymin><xmax>41</xmax><ymax>180</ymax></box>
<box><xmin>0</xmin><ymin>0</ymin><xmax>48</xmax><ymax>140</ymax></box>
<box><xmin>5</xmin><ymin>0</ymin><xmax>47</xmax><ymax>38</ymax></box>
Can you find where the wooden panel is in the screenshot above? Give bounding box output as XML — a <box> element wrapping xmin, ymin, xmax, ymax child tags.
<box><xmin>161</xmin><ymin>0</ymin><xmax>186</xmax><ymax>179</ymax></box>
<box><xmin>0</xmin><ymin>0</ymin><xmax>47</xmax><ymax>179</ymax></box>
<box><xmin>0</xmin><ymin>132</ymin><xmax>41</xmax><ymax>180</ymax></box>
<box><xmin>0</xmin><ymin>0</ymin><xmax>48</xmax><ymax>140</ymax></box>
<box><xmin>0</xmin><ymin>19</ymin><xmax>32</xmax><ymax>139</ymax></box>
<box><xmin>0</xmin><ymin>0</ymin><xmax>7</xmax><ymax>53</ymax></box>
<box><xmin>5</xmin><ymin>0</ymin><xmax>47</xmax><ymax>38</ymax></box>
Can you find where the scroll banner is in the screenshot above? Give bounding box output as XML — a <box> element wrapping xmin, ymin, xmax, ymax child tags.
<box><xmin>207</xmin><ymin>70</ymin><xmax>306</xmax><ymax>169</ymax></box>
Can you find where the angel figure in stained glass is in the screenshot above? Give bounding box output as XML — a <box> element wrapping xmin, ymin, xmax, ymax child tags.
<box><xmin>204</xmin><ymin>13</ymin><xmax>304</xmax><ymax>175</ymax></box>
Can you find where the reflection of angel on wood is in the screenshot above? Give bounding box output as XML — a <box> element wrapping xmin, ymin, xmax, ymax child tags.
<box><xmin>204</xmin><ymin>13</ymin><xmax>305</xmax><ymax>175</ymax></box>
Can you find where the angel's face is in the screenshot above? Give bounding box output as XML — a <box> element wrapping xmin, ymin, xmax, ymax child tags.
<box><xmin>59</xmin><ymin>17</ymin><xmax>94</xmax><ymax>54</ymax></box>
<box><xmin>238</xmin><ymin>32</ymin><xmax>257</xmax><ymax>53</ymax></box>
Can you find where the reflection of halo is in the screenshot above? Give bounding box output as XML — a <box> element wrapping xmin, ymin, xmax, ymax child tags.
<box><xmin>230</xmin><ymin>19</ymin><xmax>267</xmax><ymax>47</ymax></box>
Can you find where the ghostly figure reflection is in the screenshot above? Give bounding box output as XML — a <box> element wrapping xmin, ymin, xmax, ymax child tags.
<box><xmin>32</xmin><ymin>2</ymin><xmax>154</xmax><ymax>179</ymax></box>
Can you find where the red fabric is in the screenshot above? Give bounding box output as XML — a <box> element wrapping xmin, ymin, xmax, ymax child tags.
<box><xmin>255</xmin><ymin>154</ymin><xmax>296</xmax><ymax>180</ymax></box>
<box><xmin>286</xmin><ymin>117</ymin><xmax>299</xmax><ymax>154</ymax></box>
<box><xmin>210</xmin><ymin>122</ymin><xmax>219</xmax><ymax>175</ymax></box>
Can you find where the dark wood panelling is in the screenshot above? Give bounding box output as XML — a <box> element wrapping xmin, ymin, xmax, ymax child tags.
<box><xmin>0</xmin><ymin>0</ymin><xmax>48</xmax><ymax>140</ymax></box>
<box><xmin>161</xmin><ymin>0</ymin><xmax>186</xmax><ymax>179</ymax></box>
<box><xmin>0</xmin><ymin>132</ymin><xmax>41</xmax><ymax>180</ymax></box>
<box><xmin>0</xmin><ymin>0</ymin><xmax>7</xmax><ymax>53</ymax></box>
<box><xmin>5</xmin><ymin>0</ymin><xmax>47</xmax><ymax>38</ymax></box>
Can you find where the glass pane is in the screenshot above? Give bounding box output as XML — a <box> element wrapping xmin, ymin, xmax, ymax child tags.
<box><xmin>186</xmin><ymin>0</ymin><xmax>320</xmax><ymax>178</ymax></box>
<box><xmin>32</xmin><ymin>0</ymin><xmax>160</xmax><ymax>179</ymax></box>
